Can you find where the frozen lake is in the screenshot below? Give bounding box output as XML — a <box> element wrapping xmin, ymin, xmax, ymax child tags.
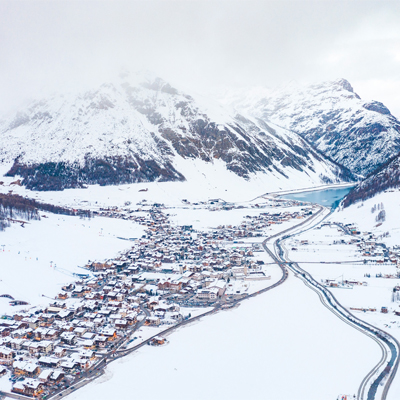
<box><xmin>281</xmin><ymin>186</ymin><xmax>355</xmax><ymax>208</ymax></box>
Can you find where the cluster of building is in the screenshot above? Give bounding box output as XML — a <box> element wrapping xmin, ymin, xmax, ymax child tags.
<box><xmin>335</xmin><ymin>223</ymin><xmax>400</xmax><ymax>265</ymax></box>
<box><xmin>0</xmin><ymin>299</ymin><xmax>102</xmax><ymax>397</ymax></box>
<box><xmin>0</xmin><ymin>203</ymin><xmax>310</xmax><ymax>397</ymax></box>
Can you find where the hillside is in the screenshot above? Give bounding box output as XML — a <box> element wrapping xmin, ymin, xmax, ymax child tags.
<box><xmin>222</xmin><ymin>79</ymin><xmax>400</xmax><ymax>176</ymax></box>
<box><xmin>343</xmin><ymin>153</ymin><xmax>400</xmax><ymax>207</ymax></box>
<box><xmin>0</xmin><ymin>72</ymin><xmax>353</xmax><ymax>191</ymax></box>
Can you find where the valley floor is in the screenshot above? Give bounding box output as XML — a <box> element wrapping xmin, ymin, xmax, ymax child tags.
<box><xmin>66</xmin><ymin>273</ymin><xmax>380</xmax><ymax>400</ymax></box>
<box><xmin>1</xmin><ymin>180</ymin><xmax>399</xmax><ymax>400</ymax></box>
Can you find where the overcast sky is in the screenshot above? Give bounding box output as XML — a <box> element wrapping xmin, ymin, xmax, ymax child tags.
<box><xmin>1</xmin><ymin>0</ymin><xmax>400</xmax><ymax>116</ymax></box>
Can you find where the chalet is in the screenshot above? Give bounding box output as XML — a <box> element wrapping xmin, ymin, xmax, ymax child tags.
<box><xmin>93</xmin><ymin>316</ymin><xmax>105</xmax><ymax>327</ymax></box>
<box><xmin>196</xmin><ymin>287</ymin><xmax>219</xmax><ymax>300</ymax></box>
<box><xmin>0</xmin><ymin>346</ymin><xmax>14</xmax><ymax>363</ymax></box>
<box><xmin>38</xmin><ymin>356</ymin><xmax>60</xmax><ymax>368</ymax></box>
<box><xmin>53</xmin><ymin>347</ymin><xmax>66</xmax><ymax>358</ymax></box>
<box><xmin>9</xmin><ymin>338</ymin><xmax>25</xmax><ymax>350</ymax></box>
<box><xmin>81</xmin><ymin>339</ymin><xmax>95</xmax><ymax>349</ymax></box>
<box><xmin>115</xmin><ymin>319</ymin><xmax>128</xmax><ymax>329</ymax></box>
<box><xmin>60</xmin><ymin>359</ymin><xmax>78</xmax><ymax>371</ymax></box>
<box><xmin>169</xmin><ymin>281</ymin><xmax>183</xmax><ymax>293</ymax></box>
<box><xmin>13</xmin><ymin>361</ymin><xmax>40</xmax><ymax>376</ymax></box>
<box><xmin>81</xmin><ymin>332</ymin><xmax>96</xmax><ymax>340</ymax></box>
<box><xmin>126</xmin><ymin>313</ymin><xmax>137</xmax><ymax>325</ymax></box>
<box><xmin>38</xmin><ymin>340</ymin><xmax>54</xmax><ymax>354</ymax></box>
<box><xmin>209</xmin><ymin>281</ymin><xmax>226</xmax><ymax>297</ymax></box>
<box><xmin>38</xmin><ymin>368</ymin><xmax>53</xmax><ymax>383</ymax></box>
<box><xmin>73</xmin><ymin>327</ymin><xmax>87</xmax><ymax>337</ymax></box>
<box><xmin>13</xmin><ymin>312</ymin><xmax>30</xmax><ymax>322</ymax></box>
<box><xmin>147</xmin><ymin>298</ymin><xmax>159</xmax><ymax>310</ymax></box>
<box><xmin>61</xmin><ymin>282</ymin><xmax>75</xmax><ymax>292</ymax></box>
<box><xmin>77</xmin><ymin>349</ymin><xmax>95</xmax><ymax>360</ymax></box>
<box><xmin>154</xmin><ymin>311</ymin><xmax>165</xmax><ymax>319</ymax></box>
<box><xmin>99</xmin><ymin>328</ymin><xmax>117</xmax><ymax>341</ymax></box>
<box><xmin>34</xmin><ymin>327</ymin><xmax>47</xmax><ymax>340</ymax></box>
<box><xmin>44</xmin><ymin>329</ymin><xmax>59</xmax><ymax>340</ymax></box>
<box><xmin>23</xmin><ymin>317</ymin><xmax>39</xmax><ymax>330</ymax></box>
<box><xmin>72</xmin><ymin>287</ymin><xmax>85</xmax><ymax>298</ymax></box>
<box><xmin>12</xmin><ymin>378</ymin><xmax>44</xmax><ymax>397</ymax></box>
<box><xmin>50</xmin><ymin>369</ymin><xmax>64</xmax><ymax>383</ymax></box>
<box><xmin>89</xmin><ymin>262</ymin><xmax>114</xmax><ymax>272</ymax></box>
<box><xmin>24</xmin><ymin>341</ymin><xmax>40</xmax><ymax>355</ymax></box>
<box><xmin>46</xmin><ymin>306</ymin><xmax>64</xmax><ymax>314</ymax></box>
<box><xmin>55</xmin><ymin>310</ymin><xmax>74</xmax><ymax>322</ymax></box>
<box><xmin>39</xmin><ymin>313</ymin><xmax>55</xmax><ymax>325</ymax></box>
<box><xmin>157</xmin><ymin>280</ymin><xmax>171</xmax><ymax>291</ymax></box>
<box><xmin>94</xmin><ymin>335</ymin><xmax>108</xmax><ymax>348</ymax></box>
<box><xmin>145</xmin><ymin>317</ymin><xmax>161</xmax><ymax>326</ymax></box>
<box><xmin>58</xmin><ymin>292</ymin><xmax>69</xmax><ymax>300</ymax></box>
<box><xmin>60</xmin><ymin>332</ymin><xmax>77</xmax><ymax>345</ymax></box>
<box><xmin>0</xmin><ymin>327</ymin><xmax>10</xmax><ymax>337</ymax></box>
<box><xmin>150</xmin><ymin>336</ymin><xmax>165</xmax><ymax>345</ymax></box>
<box><xmin>230</xmin><ymin>254</ymin><xmax>243</xmax><ymax>265</ymax></box>
<box><xmin>169</xmin><ymin>312</ymin><xmax>181</xmax><ymax>321</ymax></box>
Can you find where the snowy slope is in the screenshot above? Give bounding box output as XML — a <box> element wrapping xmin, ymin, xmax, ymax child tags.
<box><xmin>222</xmin><ymin>79</ymin><xmax>400</xmax><ymax>176</ymax></box>
<box><xmin>0</xmin><ymin>71</ymin><xmax>352</xmax><ymax>191</ymax></box>
<box><xmin>0</xmin><ymin>212</ymin><xmax>145</xmax><ymax>315</ymax></box>
<box><xmin>343</xmin><ymin>153</ymin><xmax>400</xmax><ymax>207</ymax></box>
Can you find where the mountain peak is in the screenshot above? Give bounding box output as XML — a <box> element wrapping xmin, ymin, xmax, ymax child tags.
<box><xmin>0</xmin><ymin>75</ymin><xmax>352</xmax><ymax>191</ymax></box>
<box><xmin>334</xmin><ymin>78</ymin><xmax>354</xmax><ymax>93</ymax></box>
<box><xmin>224</xmin><ymin>78</ymin><xmax>400</xmax><ymax>176</ymax></box>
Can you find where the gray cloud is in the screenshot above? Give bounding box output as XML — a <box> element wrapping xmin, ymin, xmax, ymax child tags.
<box><xmin>1</xmin><ymin>1</ymin><xmax>400</xmax><ymax>115</ymax></box>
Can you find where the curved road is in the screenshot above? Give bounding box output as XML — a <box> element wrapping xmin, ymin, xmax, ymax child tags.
<box><xmin>3</xmin><ymin>202</ymin><xmax>396</xmax><ymax>400</ymax></box>
<box><xmin>265</xmin><ymin>204</ymin><xmax>400</xmax><ymax>400</ymax></box>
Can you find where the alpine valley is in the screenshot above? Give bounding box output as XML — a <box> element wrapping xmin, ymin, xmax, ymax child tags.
<box><xmin>3</xmin><ymin>72</ymin><xmax>400</xmax><ymax>400</ymax></box>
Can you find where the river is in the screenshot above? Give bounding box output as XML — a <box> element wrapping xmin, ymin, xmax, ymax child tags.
<box><xmin>280</xmin><ymin>186</ymin><xmax>355</xmax><ymax>208</ymax></box>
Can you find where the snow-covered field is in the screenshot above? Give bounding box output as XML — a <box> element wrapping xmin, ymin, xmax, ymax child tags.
<box><xmin>335</xmin><ymin>190</ymin><xmax>400</xmax><ymax>247</ymax></box>
<box><xmin>2</xmin><ymin>179</ymin><xmax>399</xmax><ymax>400</ymax></box>
<box><xmin>0</xmin><ymin>157</ymin><xmax>347</xmax><ymax>208</ymax></box>
<box><xmin>66</xmin><ymin>274</ymin><xmax>380</xmax><ymax>400</ymax></box>
<box><xmin>280</xmin><ymin>190</ymin><xmax>400</xmax><ymax>399</ymax></box>
<box><xmin>0</xmin><ymin>212</ymin><xmax>144</xmax><ymax>315</ymax></box>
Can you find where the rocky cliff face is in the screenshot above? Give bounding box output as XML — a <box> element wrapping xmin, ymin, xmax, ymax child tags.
<box><xmin>0</xmin><ymin>72</ymin><xmax>352</xmax><ymax>191</ymax></box>
<box><xmin>222</xmin><ymin>79</ymin><xmax>400</xmax><ymax>177</ymax></box>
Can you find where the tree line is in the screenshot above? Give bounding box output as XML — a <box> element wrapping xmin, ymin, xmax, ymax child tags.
<box><xmin>0</xmin><ymin>193</ymin><xmax>91</xmax><ymax>231</ymax></box>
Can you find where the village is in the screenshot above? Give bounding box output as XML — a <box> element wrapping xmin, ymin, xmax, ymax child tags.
<box><xmin>285</xmin><ymin>219</ymin><xmax>400</xmax><ymax>323</ymax></box>
<box><xmin>0</xmin><ymin>200</ymin><xmax>312</xmax><ymax>399</ymax></box>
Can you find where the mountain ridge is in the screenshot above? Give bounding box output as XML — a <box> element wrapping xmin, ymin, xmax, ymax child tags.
<box><xmin>0</xmin><ymin>72</ymin><xmax>353</xmax><ymax>191</ymax></box>
<box><xmin>221</xmin><ymin>78</ymin><xmax>400</xmax><ymax>177</ymax></box>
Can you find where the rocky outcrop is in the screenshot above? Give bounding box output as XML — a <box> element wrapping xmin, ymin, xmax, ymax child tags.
<box><xmin>224</xmin><ymin>79</ymin><xmax>400</xmax><ymax>176</ymax></box>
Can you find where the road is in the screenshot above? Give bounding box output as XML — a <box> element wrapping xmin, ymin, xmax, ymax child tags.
<box><xmin>2</xmin><ymin>202</ymin><xmax>396</xmax><ymax>400</ymax></box>
<box><xmin>36</xmin><ymin>208</ymin><xmax>326</xmax><ymax>400</ymax></box>
<box><xmin>267</xmin><ymin>205</ymin><xmax>400</xmax><ymax>400</ymax></box>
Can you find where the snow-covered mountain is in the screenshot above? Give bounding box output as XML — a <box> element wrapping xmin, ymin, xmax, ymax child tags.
<box><xmin>222</xmin><ymin>79</ymin><xmax>400</xmax><ymax>176</ymax></box>
<box><xmin>0</xmin><ymin>71</ymin><xmax>352</xmax><ymax>191</ymax></box>
<box><xmin>343</xmin><ymin>152</ymin><xmax>400</xmax><ymax>207</ymax></box>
